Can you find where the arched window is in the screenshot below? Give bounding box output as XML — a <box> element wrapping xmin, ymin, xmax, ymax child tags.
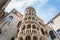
<box><xmin>29</xmin><ymin>13</ymin><xmax>31</xmax><ymax>15</ymax></box>
<box><xmin>57</xmin><ymin>29</ymin><xmax>60</xmax><ymax>35</ymax></box>
<box><xmin>19</xmin><ymin>37</ymin><xmax>23</xmax><ymax>40</ymax></box>
<box><xmin>37</xmin><ymin>27</ymin><xmax>39</xmax><ymax>31</ymax></box>
<box><xmin>33</xmin><ymin>36</ymin><xmax>38</xmax><ymax>40</ymax></box>
<box><xmin>32</xmin><ymin>25</ymin><xmax>36</xmax><ymax>29</ymax></box>
<box><xmin>49</xmin><ymin>31</ymin><xmax>56</xmax><ymax>40</ymax></box>
<box><xmin>32</xmin><ymin>17</ymin><xmax>34</xmax><ymax>20</ymax></box>
<box><xmin>41</xmin><ymin>28</ymin><xmax>45</xmax><ymax>35</ymax></box>
<box><xmin>25</xmin><ymin>35</ymin><xmax>31</xmax><ymax>40</ymax></box>
<box><xmin>7</xmin><ymin>16</ymin><xmax>13</xmax><ymax>23</ymax></box>
<box><xmin>0</xmin><ymin>28</ymin><xmax>1</xmax><ymax>34</ymax></box>
<box><xmin>28</xmin><ymin>17</ymin><xmax>31</xmax><ymax>19</ymax></box>
<box><xmin>27</xmin><ymin>24</ymin><xmax>31</xmax><ymax>29</ymax></box>
<box><xmin>17</xmin><ymin>21</ymin><xmax>22</xmax><ymax>28</ymax></box>
<box><xmin>22</xmin><ymin>25</ymin><xmax>25</xmax><ymax>30</ymax></box>
<box><xmin>29</xmin><ymin>10</ymin><xmax>31</xmax><ymax>12</ymax></box>
<box><xmin>25</xmin><ymin>18</ymin><xmax>27</xmax><ymax>20</ymax></box>
<box><xmin>39</xmin><ymin>37</ymin><xmax>42</xmax><ymax>40</ymax></box>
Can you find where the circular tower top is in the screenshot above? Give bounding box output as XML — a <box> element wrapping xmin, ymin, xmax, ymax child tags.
<box><xmin>25</xmin><ymin>6</ymin><xmax>36</xmax><ymax>11</ymax></box>
<box><xmin>25</xmin><ymin>6</ymin><xmax>36</xmax><ymax>15</ymax></box>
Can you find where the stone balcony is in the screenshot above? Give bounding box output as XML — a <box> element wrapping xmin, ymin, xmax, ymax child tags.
<box><xmin>20</xmin><ymin>29</ymin><xmax>40</xmax><ymax>36</ymax></box>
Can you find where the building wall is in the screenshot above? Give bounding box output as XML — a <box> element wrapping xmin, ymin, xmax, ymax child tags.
<box><xmin>47</xmin><ymin>15</ymin><xmax>60</xmax><ymax>39</ymax></box>
<box><xmin>0</xmin><ymin>13</ymin><xmax>22</xmax><ymax>40</ymax></box>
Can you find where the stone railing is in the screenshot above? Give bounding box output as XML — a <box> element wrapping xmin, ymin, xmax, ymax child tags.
<box><xmin>20</xmin><ymin>29</ymin><xmax>40</xmax><ymax>36</ymax></box>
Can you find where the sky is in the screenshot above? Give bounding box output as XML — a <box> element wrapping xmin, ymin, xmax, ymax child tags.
<box><xmin>5</xmin><ymin>0</ymin><xmax>60</xmax><ymax>24</ymax></box>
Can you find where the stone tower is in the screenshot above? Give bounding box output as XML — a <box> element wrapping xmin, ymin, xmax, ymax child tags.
<box><xmin>16</xmin><ymin>6</ymin><xmax>48</xmax><ymax>40</ymax></box>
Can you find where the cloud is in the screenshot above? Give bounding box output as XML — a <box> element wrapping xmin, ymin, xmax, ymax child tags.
<box><xmin>5</xmin><ymin>0</ymin><xmax>49</xmax><ymax>13</ymax></box>
<box><xmin>5</xmin><ymin>0</ymin><xmax>60</xmax><ymax>24</ymax></box>
<box><xmin>37</xmin><ymin>6</ymin><xmax>58</xmax><ymax>23</ymax></box>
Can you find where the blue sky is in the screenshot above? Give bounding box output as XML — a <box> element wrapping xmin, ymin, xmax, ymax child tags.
<box><xmin>5</xmin><ymin>0</ymin><xmax>60</xmax><ymax>24</ymax></box>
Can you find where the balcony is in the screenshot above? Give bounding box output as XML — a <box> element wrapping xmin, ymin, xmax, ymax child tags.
<box><xmin>20</xmin><ymin>29</ymin><xmax>40</xmax><ymax>36</ymax></box>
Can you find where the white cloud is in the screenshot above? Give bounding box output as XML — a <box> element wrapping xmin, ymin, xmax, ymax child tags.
<box><xmin>5</xmin><ymin>0</ymin><xmax>49</xmax><ymax>13</ymax></box>
<box><xmin>5</xmin><ymin>0</ymin><xmax>59</xmax><ymax>24</ymax></box>
<box><xmin>37</xmin><ymin>7</ymin><xmax>58</xmax><ymax>23</ymax></box>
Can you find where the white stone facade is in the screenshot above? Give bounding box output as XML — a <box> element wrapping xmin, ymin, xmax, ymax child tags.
<box><xmin>0</xmin><ymin>6</ymin><xmax>60</xmax><ymax>40</ymax></box>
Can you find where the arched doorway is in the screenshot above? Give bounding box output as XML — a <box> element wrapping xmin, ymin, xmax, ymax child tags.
<box><xmin>33</xmin><ymin>36</ymin><xmax>38</xmax><ymax>40</ymax></box>
<box><xmin>19</xmin><ymin>37</ymin><xmax>23</xmax><ymax>40</ymax></box>
<box><xmin>25</xmin><ymin>35</ymin><xmax>31</xmax><ymax>40</ymax></box>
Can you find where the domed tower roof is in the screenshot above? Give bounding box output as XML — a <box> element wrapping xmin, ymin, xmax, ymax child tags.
<box><xmin>25</xmin><ymin>6</ymin><xmax>36</xmax><ymax>13</ymax></box>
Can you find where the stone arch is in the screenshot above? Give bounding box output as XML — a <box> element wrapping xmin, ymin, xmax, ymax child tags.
<box><xmin>33</xmin><ymin>35</ymin><xmax>38</xmax><ymax>40</ymax></box>
<box><xmin>41</xmin><ymin>28</ymin><xmax>45</xmax><ymax>35</ymax></box>
<box><xmin>32</xmin><ymin>24</ymin><xmax>36</xmax><ymax>29</ymax></box>
<box><xmin>25</xmin><ymin>17</ymin><xmax>27</xmax><ymax>20</ymax></box>
<box><xmin>37</xmin><ymin>27</ymin><xmax>39</xmax><ymax>31</ymax></box>
<box><xmin>28</xmin><ymin>17</ymin><xmax>31</xmax><ymax>19</ymax></box>
<box><xmin>22</xmin><ymin>25</ymin><xmax>25</xmax><ymax>30</ymax></box>
<box><xmin>27</xmin><ymin>24</ymin><xmax>31</xmax><ymax>29</ymax></box>
<box><xmin>25</xmin><ymin>35</ymin><xmax>31</xmax><ymax>40</ymax></box>
<box><xmin>32</xmin><ymin>17</ymin><xmax>34</xmax><ymax>20</ymax></box>
<box><xmin>19</xmin><ymin>36</ymin><xmax>23</xmax><ymax>40</ymax></box>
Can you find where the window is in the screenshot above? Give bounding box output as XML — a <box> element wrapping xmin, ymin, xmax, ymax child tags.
<box><xmin>32</xmin><ymin>17</ymin><xmax>34</xmax><ymax>20</ymax></box>
<box><xmin>36</xmin><ymin>19</ymin><xmax>37</xmax><ymax>21</ymax></box>
<box><xmin>25</xmin><ymin>18</ymin><xmax>27</xmax><ymax>20</ymax></box>
<box><xmin>17</xmin><ymin>21</ymin><xmax>22</xmax><ymax>28</ymax></box>
<box><xmin>28</xmin><ymin>17</ymin><xmax>31</xmax><ymax>19</ymax></box>
<box><xmin>41</xmin><ymin>28</ymin><xmax>45</xmax><ymax>35</ymax></box>
<box><xmin>22</xmin><ymin>25</ymin><xmax>25</xmax><ymax>30</ymax></box>
<box><xmin>33</xmin><ymin>36</ymin><xmax>38</xmax><ymax>40</ymax></box>
<box><xmin>45</xmin><ymin>31</ymin><xmax>47</xmax><ymax>35</ymax></box>
<box><xmin>32</xmin><ymin>14</ymin><xmax>34</xmax><ymax>15</ymax></box>
<box><xmin>0</xmin><ymin>28</ymin><xmax>1</xmax><ymax>34</ymax></box>
<box><xmin>27</xmin><ymin>24</ymin><xmax>31</xmax><ymax>29</ymax></box>
<box><xmin>19</xmin><ymin>37</ymin><xmax>23</xmax><ymax>40</ymax></box>
<box><xmin>29</xmin><ymin>13</ymin><xmax>31</xmax><ymax>15</ymax></box>
<box><xmin>7</xmin><ymin>16</ymin><xmax>13</xmax><ymax>23</ymax></box>
<box><xmin>29</xmin><ymin>10</ymin><xmax>31</xmax><ymax>12</ymax></box>
<box><xmin>11</xmin><ymin>37</ymin><xmax>15</xmax><ymax>40</ymax></box>
<box><xmin>25</xmin><ymin>35</ymin><xmax>31</xmax><ymax>40</ymax></box>
<box><xmin>32</xmin><ymin>25</ymin><xmax>36</xmax><ymax>29</ymax></box>
<box><xmin>57</xmin><ymin>29</ymin><xmax>60</xmax><ymax>35</ymax></box>
<box><xmin>49</xmin><ymin>31</ymin><xmax>56</xmax><ymax>40</ymax></box>
<box><xmin>39</xmin><ymin>22</ymin><xmax>41</xmax><ymax>25</ymax></box>
<box><xmin>37</xmin><ymin>27</ymin><xmax>39</xmax><ymax>30</ymax></box>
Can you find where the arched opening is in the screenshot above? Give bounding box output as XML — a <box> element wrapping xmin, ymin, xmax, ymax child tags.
<box><xmin>32</xmin><ymin>17</ymin><xmax>34</xmax><ymax>20</ymax></box>
<box><xmin>32</xmin><ymin>25</ymin><xmax>36</xmax><ymax>29</ymax></box>
<box><xmin>17</xmin><ymin>21</ymin><xmax>22</xmax><ymax>28</ymax></box>
<box><xmin>39</xmin><ymin>37</ymin><xmax>42</xmax><ymax>40</ymax></box>
<box><xmin>0</xmin><ymin>28</ymin><xmax>1</xmax><ymax>34</ymax></box>
<box><xmin>37</xmin><ymin>27</ymin><xmax>39</xmax><ymax>31</ymax></box>
<box><xmin>22</xmin><ymin>25</ymin><xmax>25</xmax><ymax>30</ymax></box>
<box><xmin>29</xmin><ymin>10</ymin><xmax>31</xmax><ymax>15</ymax></box>
<box><xmin>41</xmin><ymin>28</ymin><xmax>45</xmax><ymax>35</ymax></box>
<box><xmin>25</xmin><ymin>35</ymin><xmax>31</xmax><ymax>40</ymax></box>
<box><xmin>33</xmin><ymin>36</ymin><xmax>38</xmax><ymax>40</ymax></box>
<box><xmin>28</xmin><ymin>17</ymin><xmax>31</xmax><ymax>19</ymax></box>
<box><xmin>25</xmin><ymin>18</ymin><xmax>27</xmax><ymax>20</ymax></box>
<box><xmin>19</xmin><ymin>37</ymin><xmax>23</xmax><ymax>40</ymax></box>
<box><xmin>27</xmin><ymin>24</ymin><xmax>31</xmax><ymax>29</ymax></box>
<box><xmin>7</xmin><ymin>16</ymin><xmax>13</xmax><ymax>23</ymax></box>
<box><xmin>49</xmin><ymin>30</ymin><xmax>56</xmax><ymax>40</ymax></box>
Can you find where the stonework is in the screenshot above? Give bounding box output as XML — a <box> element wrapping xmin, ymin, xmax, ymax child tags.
<box><xmin>0</xmin><ymin>1</ymin><xmax>60</xmax><ymax>40</ymax></box>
